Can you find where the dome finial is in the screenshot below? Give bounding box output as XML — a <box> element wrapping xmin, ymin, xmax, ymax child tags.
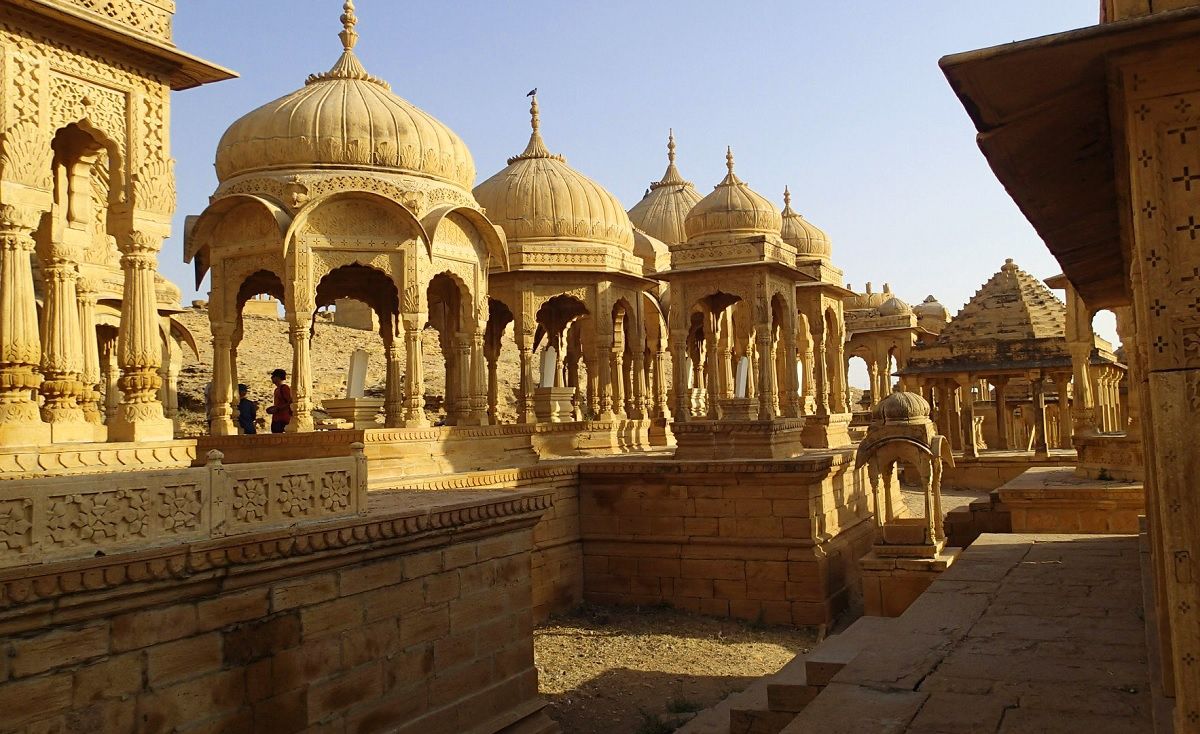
<box><xmin>668</xmin><ymin>129</ymin><xmax>676</xmax><ymax>165</ymax></box>
<box><xmin>649</xmin><ymin>129</ymin><xmax>690</xmax><ymax>190</ymax></box>
<box><xmin>783</xmin><ymin>186</ymin><xmax>791</xmax><ymax>207</ymax></box>
<box><xmin>507</xmin><ymin>91</ymin><xmax>562</xmax><ymax>164</ymax></box>
<box><xmin>726</xmin><ymin>146</ymin><xmax>735</xmax><ymax>175</ymax></box>
<box><xmin>339</xmin><ymin>0</ymin><xmax>358</xmax><ymax>52</ymax></box>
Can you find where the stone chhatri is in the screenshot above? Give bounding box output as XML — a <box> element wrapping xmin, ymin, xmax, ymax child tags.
<box><xmin>684</xmin><ymin>147</ymin><xmax>782</xmax><ymax>241</ymax></box>
<box><xmin>780</xmin><ymin>186</ymin><xmax>832</xmax><ymax>261</ymax></box>
<box><xmin>628</xmin><ymin>130</ymin><xmax>704</xmax><ymax>247</ymax></box>
<box><xmin>474</xmin><ymin>94</ymin><xmax>635</xmax><ymax>251</ymax></box>
<box><xmin>215</xmin><ymin>0</ymin><xmax>475</xmax><ymax>188</ymax></box>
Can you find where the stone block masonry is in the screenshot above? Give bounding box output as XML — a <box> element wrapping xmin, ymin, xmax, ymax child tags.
<box><xmin>0</xmin><ymin>489</ymin><xmax>558</xmax><ymax>734</ymax></box>
<box><xmin>578</xmin><ymin>453</ymin><xmax>877</xmax><ymax>626</ymax></box>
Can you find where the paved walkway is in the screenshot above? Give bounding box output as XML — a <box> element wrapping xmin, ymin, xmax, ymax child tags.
<box><xmin>784</xmin><ymin>533</ymin><xmax>1151</xmax><ymax>733</ymax></box>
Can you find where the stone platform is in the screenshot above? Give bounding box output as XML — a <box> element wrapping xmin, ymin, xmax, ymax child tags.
<box><xmin>946</xmin><ymin>467</ymin><xmax>1144</xmax><ymax>547</ymax></box>
<box><xmin>687</xmin><ymin>533</ymin><xmax>1151</xmax><ymax>733</ymax></box>
<box><xmin>940</xmin><ymin>449</ymin><xmax>1076</xmax><ymax>491</ymax></box>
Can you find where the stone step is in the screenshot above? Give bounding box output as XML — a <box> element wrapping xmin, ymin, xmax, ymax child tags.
<box><xmin>804</xmin><ymin>616</ymin><xmax>897</xmax><ymax>687</ymax></box>
<box><xmin>758</xmin><ymin>651</ymin><xmax>821</xmax><ymax>713</ymax></box>
<box><xmin>728</xmin><ymin>707</ymin><xmax>797</xmax><ymax>734</ymax></box>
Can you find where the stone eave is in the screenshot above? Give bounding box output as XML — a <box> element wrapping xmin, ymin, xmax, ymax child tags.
<box><xmin>8</xmin><ymin>0</ymin><xmax>237</xmax><ymax>90</ymax></box>
<box><xmin>897</xmin><ymin>356</ymin><xmax>1075</xmax><ymax>377</ymax></box>
<box><xmin>654</xmin><ymin>258</ymin><xmax>803</xmax><ymax>281</ymax></box>
<box><xmin>939</xmin><ymin>6</ymin><xmax>1200</xmax><ymax>309</ymax></box>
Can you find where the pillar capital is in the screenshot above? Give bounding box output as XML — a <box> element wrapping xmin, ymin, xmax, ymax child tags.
<box><xmin>0</xmin><ymin>203</ymin><xmax>42</xmax><ymax>234</ymax></box>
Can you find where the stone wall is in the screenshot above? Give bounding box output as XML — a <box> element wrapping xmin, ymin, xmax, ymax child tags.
<box><xmin>577</xmin><ymin>454</ymin><xmax>876</xmax><ymax>626</ymax></box>
<box><xmin>0</xmin><ymin>490</ymin><xmax>557</xmax><ymax>734</ymax></box>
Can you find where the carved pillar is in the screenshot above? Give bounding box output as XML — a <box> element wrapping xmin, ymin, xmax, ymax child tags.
<box><xmin>383</xmin><ymin>332</ymin><xmax>403</xmax><ymax>428</ymax></box>
<box><xmin>101</xmin><ymin>335</ymin><xmax>119</xmax><ymax>421</ymax></box>
<box><xmin>992</xmin><ymin>376</ymin><xmax>1010</xmax><ymax>450</ymax></box>
<box><xmin>611</xmin><ymin>347</ymin><xmax>626</xmax><ymax>420</ymax></box>
<box><xmin>757</xmin><ymin>333</ymin><xmax>773</xmax><ymax>421</ymax></box>
<box><xmin>286</xmin><ymin>318</ymin><xmax>314</xmax><ymax>433</ymax></box>
<box><xmin>229</xmin><ymin>320</ymin><xmax>242</xmax><ymax>422</ymax></box>
<box><xmin>455</xmin><ymin>336</ymin><xmax>473</xmax><ymax>425</ymax></box>
<box><xmin>470</xmin><ymin>330</ymin><xmax>488</xmax><ymax>425</ymax></box>
<box><xmin>631</xmin><ymin>349</ymin><xmax>647</xmax><ymax>420</ymax></box>
<box><xmin>958</xmin><ymin>375</ymin><xmax>978</xmax><ymax>458</ymax></box>
<box><xmin>1115</xmin><ymin>306</ymin><xmax>1141</xmax><ymax>437</ymax></box>
<box><xmin>76</xmin><ymin>280</ymin><xmax>103</xmax><ymax>426</ymax></box>
<box><xmin>813</xmin><ymin>330</ymin><xmax>830</xmax><ymax>416</ymax></box>
<box><xmin>38</xmin><ymin>245</ymin><xmax>87</xmax><ymax>433</ymax></box>
<box><xmin>802</xmin><ymin>346</ymin><xmax>816</xmax><ymax>415</ymax></box>
<box><xmin>486</xmin><ymin>353</ymin><xmax>499</xmax><ymax>425</ymax></box>
<box><xmin>209</xmin><ymin>322</ymin><xmax>236</xmax><ymax>436</ymax></box>
<box><xmin>0</xmin><ymin>205</ymin><xmax>48</xmax><ymax>445</ymax></box>
<box><xmin>109</xmin><ymin>231</ymin><xmax>172</xmax><ymax>442</ymax></box>
<box><xmin>403</xmin><ymin>316</ymin><xmax>428</xmax><ymax>427</ymax></box>
<box><xmin>782</xmin><ymin>330</ymin><xmax>801</xmax><ymax>419</ymax></box>
<box><xmin>654</xmin><ymin>347</ymin><xmax>671</xmax><ymax>421</ymax></box>
<box><xmin>705</xmin><ymin>313</ymin><xmax>721</xmax><ymax>419</ymax></box>
<box><xmin>866</xmin><ymin>361</ymin><xmax>879</xmax><ymax>408</ymax></box>
<box><xmin>670</xmin><ymin>335</ymin><xmax>689</xmax><ymax>422</ymax></box>
<box><xmin>1031</xmin><ymin>372</ymin><xmax>1049</xmax><ymax>458</ymax></box>
<box><xmin>160</xmin><ymin>328</ymin><xmax>181</xmax><ymax>421</ymax></box>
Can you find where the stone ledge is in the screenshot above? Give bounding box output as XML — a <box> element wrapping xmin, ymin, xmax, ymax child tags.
<box><xmin>0</xmin><ymin>489</ymin><xmax>552</xmax><ymax>623</ymax></box>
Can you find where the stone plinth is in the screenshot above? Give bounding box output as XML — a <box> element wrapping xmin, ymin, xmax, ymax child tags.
<box><xmin>945</xmin><ymin>466</ymin><xmax>1144</xmax><ymax>547</ymax></box>
<box><xmin>671</xmin><ymin>418</ymin><xmax>806</xmax><ymax>460</ymax></box>
<box><xmin>578</xmin><ymin>453</ymin><xmax>875</xmax><ymax>626</ymax></box>
<box><xmin>531</xmin><ymin>419</ymin><xmax>653</xmax><ymax>458</ymax></box>
<box><xmin>0</xmin><ymin>439</ymin><xmax>197</xmax><ymax>481</ymax></box>
<box><xmin>0</xmin><ymin>487</ymin><xmax>557</xmax><ymax>734</ymax></box>
<box><xmin>533</xmin><ymin>386</ymin><xmax>576</xmax><ymax>423</ymax></box>
<box><xmin>1073</xmin><ymin>433</ymin><xmax>1143</xmax><ymax>482</ymax></box>
<box><xmin>801</xmin><ymin>413</ymin><xmax>852</xmax><ymax>449</ymax></box>
<box><xmin>242</xmin><ymin>296</ymin><xmax>282</xmax><ymax>318</ymax></box>
<box><xmin>718</xmin><ymin>397</ymin><xmax>758</xmax><ymax>421</ymax></box>
<box><xmin>859</xmin><ymin>549</ymin><xmax>960</xmax><ymax>617</ymax></box>
<box><xmin>321</xmin><ymin>397</ymin><xmax>383</xmax><ymax>429</ymax></box>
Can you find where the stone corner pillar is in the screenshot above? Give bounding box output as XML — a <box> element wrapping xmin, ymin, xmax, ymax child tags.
<box><xmin>108</xmin><ymin>229</ymin><xmax>173</xmax><ymax>442</ymax></box>
<box><xmin>0</xmin><ymin>204</ymin><xmax>49</xmax><ymax>447</ymax></box>
<box><xmin>402</xmin><ymin>313</ymin><xmax>429</xmax><ymax>428</ymax></box>
<box><xmin>286</xmin><ymin>314</ymin><xmax>315</xmax><ymax>433</ymax></box>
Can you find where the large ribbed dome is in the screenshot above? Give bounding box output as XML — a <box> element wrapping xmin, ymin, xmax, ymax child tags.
<box><xmin>780</xmin><ymin>187</ymin><xmax>831</xmax><ymax>260</ymax></box>
<box><xmin>684</xmin><ymin>149</ymin><xmax>782</xmax><ymax>241</ymax></box>
<box><xmin>627</xmin><ymin>131</ymin><xmax>703</xmax><ymax>246</ymax></box>
<box><xmin>473</xmin><ymin>96</ymin><xmax>634</xmax><ymax>251</ymax></box>
<box><xmin>215</xmin><ymin>3</ymin><xmax>475</xmax><ymax>189</ymax></box>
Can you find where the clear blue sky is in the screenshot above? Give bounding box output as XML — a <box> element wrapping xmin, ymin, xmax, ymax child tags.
<box><xmin>168</xmin><ymin>1</ymin><xmax>1110</xmax><ymax>385</ymax></box>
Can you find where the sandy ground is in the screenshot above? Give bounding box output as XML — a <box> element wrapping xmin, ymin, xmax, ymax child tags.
<box><xmin>534</xmin><ymin>604</ymin><xmax>817</xmax><ymax>734</ymax></box>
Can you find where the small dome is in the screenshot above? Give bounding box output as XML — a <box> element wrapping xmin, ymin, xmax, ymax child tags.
<box><xmin>870</xmin><ymin>390</ymin><xmax>931</xmax><ymax>424</ymax></box>
<box><xmin>878</xmin><ymin>296</ymin><xmax>911</xmax><ymax>317</ymax></box>
<box><xmin>628</xmin><ymin>130</ymin><xmax>703</xmax><ymax>246</ymax></box>
<box><xmin>633</xmin><ymin>228</ymin><xmax>670</xmax><ymax>274</ymax></box>
<box><xmin>684</xmin><ymin>148</ymin><xmax>782</xmax><ymax>242</ymax></box>
<box><xmin>780</xmin><ymin>187</ymin><xmax>831</xmax><ymax>259</ymax></box>
<box><xmin>473</xmin><ymin>96</ymin><xmax>634</xmax><ymax>251</ymax></box>
<box><xmin>844</xmin><ymin>282</ymin><xmax>890</xmax><ymax>311</ymax></box>
<box><xmin>215</xmin><ymin>4</ymin><xmax>474</xmax><ymax>189</ymax></box>
<box><xmin>913</xmin><ymin>295</ymin><xmax>950</xmax><ymax>322</ymax></box>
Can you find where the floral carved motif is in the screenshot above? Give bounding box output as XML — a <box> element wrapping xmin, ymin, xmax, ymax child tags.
<box><xmin>278</xmin><ymin>475</ymin><xmax>314</xmax><ymax>518</ymax></box>
<box><xmin>158</xmin><ymin>484</ymin><xmax>202</xmax><ymax>532</ymax></box>
<box><xmin>0</xmin><ymin>500</ymin><xmax>32</xmax><ymax>552</ymax></box>
<box><xmin>320</xmin><ymin>472</ymin><xmax>352</xmax><ymax>513</ymax></box>
<box><xmin>46</xmin><ymin>489</ymin><xmax>149</xmax><ymax>547</ymax></box>
<box><xmin>132</xmin><ymin>158</ymin><xmax>175</xmax><ymax>216</ymax></box>
<box><xmin>232</xmin><ymin>478</ymin><xmax>268</xmax><ymax>523</ymax></box>
<box><xmin>0</xmin><ymin>121</ymin><xmax>53</xmax><ymax>189</ymax></box>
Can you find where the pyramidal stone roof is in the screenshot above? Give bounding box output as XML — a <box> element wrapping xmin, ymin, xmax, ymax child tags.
<box><xmin>938</xmin><ymin>258</ymin><xmax>1066</xmax><ymax>343</ymax></box>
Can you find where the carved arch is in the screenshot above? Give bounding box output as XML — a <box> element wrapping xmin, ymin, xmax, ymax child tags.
<box><xmin>422</xmin><ymin>204</ymin><xmax>509</xmax><ymax>271</ymax></box>
<box><xmin>285</xmin><ymin>189</ymin><xmax>427</xmax><ymax>258</ymax></box>
<box><xmin>185</xmin><ymin>194</ymin><xmax>291</xmax><ymax>288</ymax></box>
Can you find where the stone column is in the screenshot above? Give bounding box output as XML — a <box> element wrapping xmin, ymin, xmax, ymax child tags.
<box><xmin>229</xmin><ymin>321</ymin><xmax>242</xmax><ymax>422</ymax></box>
<box><xmin>109</xmin><ymin>230</ymin><xmax>172</xmax><ymax>442</ymax></box>
<box><xmin>0</xmin><ymin>205</ymin><xmax>48</xmax><ymax>446</ymax></box>
<box><xmin>992</xmin><ymin>377</ymin><xmax>1010</xmax><ymax>450</ymax></box>
<box><xmin>611</xmin><ymin>347</ymin><xmax>626</xmax><ymax>419</ymax></box>
<box><xmin>757</xmin><ymin>333</ymin><xmax>774</xmax><ymax>420</ymax></box>
<box><xmin>705</xmin><ymin>315</ymin><xmax>722</xmax><ymax>419</ymax></box>
<box><xmin>403</xmin><ymin>316</ymin><xmax>428</xmax><ymax>427</ymax></box>
<box><xmin>813</xmin><ymin>331</ymin><xmax>830</xmax><ymax>416</ymax></box>
<box><xmin>209</xmin><ymin>322</ymin><xmax>236</xmax><ymax>436</ymax></box>
<box><xmin>286</xmin><ymin>318</ymin><xmax>314</xmax><ymax>432</ymax></box>
<box><xmin>101</xmin><ymin>334</ymin><xmax>119</xmax><ymax>422</ymax></box>
<box><xmin>470</xmin><ymin>330</ymin><xmax>488</xmax><ymax>424</ymax></box>
<box><xmin>631</xmin><ymin>350</ymin><xmax>647</xmax><ymax>420</ymax></box>
<box><xmin>38</xmin><ymin>244</ymin><xmax>88</xmax><ymax>436</ymax></box>
<box><xmin>1114</xmin><ymin>306</ymin><xmax>1140</xmax><ymax>438</ymax></box>
<box><xmin>383</xmin><ymin>334</ymin><xmax>403</xmax><ymax>428</ymax></box>
<box><xmin>1031</xmin><ymin>372</ymin><xmax>1049</xmax><ymax>458</ymax></box>
<box><xmin>455</xmin><ymin>336</ymin><xmax>472</xmax><ymax>425</ymax></box>
<box><xmin>76</xmin><ymin>280</ymin><xmax>103</xmax><ymax>427</ymax></box>
<box><xmin>670</xmin><ymin>336</ymin><xmax>689</xmax><ymax>422</ymax></box>
<box><xmin>866</xmin><ymin>361</ymin><xmax>879</xmax><ymax>408</ymax></box>
<box><xmin>782</xmin><ymin>331</ymin><xmax>801</xmax><ymax>419</ymax></box>
<box><xmin>958</xmin><ymin>375</ymin><xmax>978</xmax><ymax>458</ymax></box>
<box><xmin>802</xmin><ymin>346</ymin><xmax>816</xmax><ymax>415</ymax></box>
<box><xmin>486</xmin><ymin>353</ymin><xmax>499</xmax><ymax>424</ymax></box>
<box><xmin>654</xmin><ymin>347</ymin><xmax>671</xmax><ymax>421</ymax></box>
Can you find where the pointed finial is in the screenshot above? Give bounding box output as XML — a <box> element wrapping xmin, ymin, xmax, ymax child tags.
<box><xmin>339</xmin><ymin>0</ymin><xmax>358</xmax><ymax>51</ymax></box>
<box><xmin>507</xmin><ymin>91</ymin><xmax>561</xmax><ymax>164</ymax></box>
<box><xmin>783</xmin><ymin>186</ymin><xmax>791</xmax><ymax>207</ymax></box>
<box><xmin>530</xmin><ymin>94</ymin><xmax>540</xmax><ymax>134</ymax></box>
<box><xmin>668</xmin><ymin>129</ymin><xmax>676</xmax><ymax>164</ymax></box>
<box><xmin>726</xmin><ymin>146</ymin><xmax>735</xmax><ymax>175</ymax></box>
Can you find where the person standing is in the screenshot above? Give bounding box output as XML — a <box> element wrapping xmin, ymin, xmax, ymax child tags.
<box><xmin>236</xmin><ymin>384</ymin><xmax>258</xmax><ymax>435</ymax></box>
<box><xmin>267</xmin><ymin>368</ymin><xmax>293</xmax><ymax>433</ymax></box>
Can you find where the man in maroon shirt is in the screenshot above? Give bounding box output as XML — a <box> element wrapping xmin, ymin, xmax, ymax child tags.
<box><xmin>267</xmin><ymin>368</ymin><xmax>293</xmax><ymax>433</ymax></box>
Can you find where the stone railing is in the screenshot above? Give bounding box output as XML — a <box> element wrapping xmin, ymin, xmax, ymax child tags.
<box><xmin>57</xmin><ymin>0</ymin><xmax>174</xmax><ymax>42</ymax></box>
<box><xmin>0</xmin><ymin>443</ymin><xmax>366</xmax><ymax>569</ymax></box>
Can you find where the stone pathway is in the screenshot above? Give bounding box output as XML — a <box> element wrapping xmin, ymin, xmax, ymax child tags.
<box><xmin>783</xmin><ymin>533</ymin><xmax>1151</xmax><ymax>733</ymax></box>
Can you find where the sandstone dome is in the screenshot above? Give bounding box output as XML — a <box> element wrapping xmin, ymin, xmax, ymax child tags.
<box><xmin>913</xmin><ymin>295</ymin><xmax>950</xmax><ymax>322</ymax></box>
<box><xmin>215</xmin><ymin>4</ymin><xmax>475</xmax><ymax>189</ymax></box>
<box><xmin>870</xmin><ymin>390</ymin><xmax>931</xmax><ymax>424</ymax></box>
<box><xmin>684</xmin><ymin>149</ymin><xmax>782</xmax><ymax>242</ymax></box>
<box><xmin>473</xmin><ymin>96</ymin><xmax>635</xmax><ymax>251</ymax></box>
<box><xmin>878</xmin><ymin>295</ymin><xmax>912</xmax><ymax>317</ymax></box>
<box><xmin>780</xmin><ymin>186</ymin><xmax>832</xmax><ymax>260</ymax></box>
<box><xmin>627</xmin><ymin>130</ymin><xmax>703</xmax><ymax>246</ymax></box>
